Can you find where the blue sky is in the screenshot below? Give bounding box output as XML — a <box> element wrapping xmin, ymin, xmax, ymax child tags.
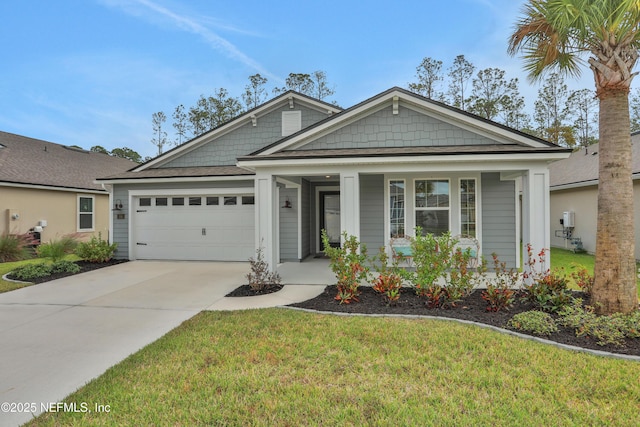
<box><xmin>0</xmin><ymin>0</ymin><xmax>596</xmax><ymax>159</ymax></box>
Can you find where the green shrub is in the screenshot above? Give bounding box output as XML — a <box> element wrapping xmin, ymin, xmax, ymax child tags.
<box><xmin>51</xmin><ymin>260</ymin><xmax>81</xmax><ymax>274</ymax></box>
<box><xmin>75</xmin><ymin>233</ymin><xmax>117</xmax><ymax>262</ymax></box>
<box><xmin>38</xmin><ymin>235</ymin><xmax>78</xmax><ymax>262</ymax></box>
<box><xmin>558</xmin><ymin>301</ymin><xmax>640</xmax><ymax>347</ymax></box>
<box><xmin>322</xmin><ymin>230</ymin><xmax>369</xmax><ymax>304</ymax></box>
<box><xmin>11</xmin><ymin>263</ymin><xmax>53</xmax><ymax>281</ymax></box>
<box><xmin>0</xmin><ymin>233</ymin><xmax>35</xmax><ymax>262</ymax></box>
<box><xmin>507</xmin><ymin>311</ymin><xmax>558</xmax><ymax>336</ymax></box>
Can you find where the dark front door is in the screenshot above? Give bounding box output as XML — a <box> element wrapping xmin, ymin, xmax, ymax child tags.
<box><xmin>320</xmin><ymin>191</ymin><xmax>340</xmax><ymax>250</ymax></box>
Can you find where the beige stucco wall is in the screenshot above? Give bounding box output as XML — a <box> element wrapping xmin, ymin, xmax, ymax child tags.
<box><xmin>550</xmin><ymin>181</ymin><xmax>640</xmax><ymax>260</ymax></box>
<box><xmin>1</xmin><ymin>186</ymin><xmax>110</xmax><ymax>242</ymax></box>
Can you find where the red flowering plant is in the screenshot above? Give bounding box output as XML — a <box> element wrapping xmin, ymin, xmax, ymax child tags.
<box><xmin>371</xmin><ymin>246</ymin><xmax>405</xmax><ymax>305</ymax></box>
<box><xmin>481</xmin><ymin>253</ymin><xmax>517</xmax><ymax>312</ymax></box>
<box><xmin>322</xmin><ymin>230</ymin><xmax>369</xmax><ymax>304</ymax></box>
<box><xmin>521</xmin><ymin>243</ymin><xmax>573</xmax><ymax>313</ymax></box>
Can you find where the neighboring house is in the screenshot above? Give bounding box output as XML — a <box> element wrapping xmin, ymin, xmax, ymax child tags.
<box><xmin>0</xmin><ymin>131</ymin><xmax>138</xmax><ymax>242</ymax></box>
<box><xmin>97</xmin><ymin>88</ymin><xmax>570</xmax><ymax>269</ymax></box>
<box><xmin>549</xmin><ymin>132</ymin><xmax>640</xmax><ymax>259</ymax></box>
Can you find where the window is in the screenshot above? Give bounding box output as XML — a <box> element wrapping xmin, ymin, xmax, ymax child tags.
<box><xmin>172</xmin><ymin>197</ymin><xmax>184</xmax><ymax>206</ymax></box>
<box><xmin>242</xmin><ymin>196</ymin><xmax>255</xmax><ymax>205</ymax></box>
<box><xmin>189</xmin><ymin>197</ymin><xmax>202</xmax><ymax>206</ymax></box>
<box><xmin>415</xmin><ymin>179</ymin><xmax>449</xmax><ymax>236</ymax></box>
<box><xmin>460</xmin><ymin>179</ymin><xmax>477</xmax><ymax>237</ymax></box>
<box><xmin>224</xmin><ymin>196</ymin><xmax>237</xmax><ymax>206</ymax></box>
<box><xmin>139</xmin><ymin>198</ymin><xmax>151</xmax><ymax>207</ymax></box>
<box><xmin>206</xmin><ymin>196</ymin><xmax>219</xmax><ymax>206</ymax></box>
<box><xmin>78</xmin><ymin>196</ymin><xmax>94</xmax><ymax>231</ymax></box>
<box><xmin>155</xmin><ymin>197</ymin><xmax>168</xmax><ymax>206</ymax></box>
<box><xmin>389</xmin><ymin>180</ymin><xmax>405</xmax><ymax>237</ymax></box>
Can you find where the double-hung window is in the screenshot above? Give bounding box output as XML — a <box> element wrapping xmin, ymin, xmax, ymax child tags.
<box><xmin>78</xmin><ymin>196</ymin><xmax>94</xmax><ymax>231</ymax></box>
<box><xmin>415</xmin><ymin>179</ymin><xmax>449</xmax><ymax>236</ymax></box>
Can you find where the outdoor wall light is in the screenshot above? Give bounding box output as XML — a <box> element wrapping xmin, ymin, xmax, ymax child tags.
<box><xmin>113</xmin><ymin>199</ymin><xmax>123</xmax><ymax>210</ymax></box>
<box><xmin>282</xmin><ymin>197</ymin><xmax>292</xmax><ymax>209</ymax></box>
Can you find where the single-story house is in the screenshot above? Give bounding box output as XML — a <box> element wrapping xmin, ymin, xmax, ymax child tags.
<box><xmin>97</xmin><ymin>87</ymin><xmax>571</xmax><ymax>269</ymax></box>
<box><xmin>0</xmin><ymin>131</ymin><xmax>138</xmax><ymax>242</ymax></box>
<box><xmin>549</xmin><ymin>132</ymin><xmax>640</xmax><ymax>259</ymax></box>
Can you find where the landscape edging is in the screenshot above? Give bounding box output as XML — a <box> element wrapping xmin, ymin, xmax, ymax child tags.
<box><xmin>281</xmin><ymin>305</ymin><xmax>640</xmax><ymax>362</ymax></box>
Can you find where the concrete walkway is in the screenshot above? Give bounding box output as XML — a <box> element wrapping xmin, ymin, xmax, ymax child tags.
<box><xmin>0</xmin><ymin>261</ymin><xmax>326</xmax><ymax>427</ymax></box>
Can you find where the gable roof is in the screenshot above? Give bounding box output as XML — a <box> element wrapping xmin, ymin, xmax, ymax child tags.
<box><xmin>250</xmin><ymin>87</ymin><xmax>563</xmax><ymax>158</ymax></box>
<box><xmin>132</xmin><ymin>90</ymin><xmax>342</xmax><ymax>172</ymax></box>
<box><xmin>0</xmin><ymin>131</ymin><xmax>138</xmax><ymax>192</ymax></box>
<box><xmin>550</xmin><ymin>132</ymin><xmax>640</xmax><ymax>190</ymax></box>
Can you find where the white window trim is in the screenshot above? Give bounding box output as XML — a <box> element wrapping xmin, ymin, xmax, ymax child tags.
<box><xmin>77</xmin><ymin>195</ymin><xmax>95</xmax><ymax>232</ymax></box>
<box><xmin>388</xmin><ymin>179</ymin><xmax>406</xmax><ymax>238</ymax></box>
<box><xmin>384</xmin><ymin>173</ymin><xmax>482</xmax><ymax>245</ymax></box>
<box><xmin>458</xmin><ymin>177</ymin><xmax>478</xmax><ymax>238</ymax></box>
<box><xmin>413</xmin><ymin>178</ymin><xmax>451</xmax><ymax>236</ymax></box>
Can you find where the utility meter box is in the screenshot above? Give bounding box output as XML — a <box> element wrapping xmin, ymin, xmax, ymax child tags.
<box><xmin>563</xmin><ymin>211</ymin><xmax>575</xmax><ymax>228</ymax></box>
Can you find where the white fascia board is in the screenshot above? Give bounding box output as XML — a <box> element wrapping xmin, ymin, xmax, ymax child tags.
<box><xmin>97</xmin><ymin>175</ymin><xmax>254</xmax><ymax>185</ymax></box>
<box><xmin>128</xmin><ymin>187</ymin><xmax>254</xmax><ymax>196</ymax></box>
<box><xmin>238</xmin><ymin>151</ymin><xmax>571</xmax><ymax>170</ymax></box>
<box><xmin>1</xmin><ymin>181</ymin><xmax>106</xmax><ymax>194</ymax></box>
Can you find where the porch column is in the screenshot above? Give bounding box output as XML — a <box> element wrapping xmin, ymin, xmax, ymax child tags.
<box><xmin>255</xmin><ymin>173</ymin><xmax>278</xmax><ymax>270</ymax></box>
<box><xmin>340</xmin><ymin>170</ymin><xmax>360</xmax><ymax>243</ymax></box>
<box><xmin>521</xmin><ymin>168</ymin><xmax>550</xmax><ymax>279</ymax></box>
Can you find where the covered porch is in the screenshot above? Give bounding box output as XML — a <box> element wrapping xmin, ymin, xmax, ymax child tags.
<box><xmin>251</xmin><ymin>164</ymin><xmax>552</xmax><ymax>274</ymax></box>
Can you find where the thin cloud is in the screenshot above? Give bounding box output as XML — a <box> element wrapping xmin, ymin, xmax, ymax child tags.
<box><xmin>101</xmin><ymin>0</ymin><xmax>281</xmax><ymax>82</ymax></box>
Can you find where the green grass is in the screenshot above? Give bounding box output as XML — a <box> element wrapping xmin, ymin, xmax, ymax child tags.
<box><xmin>549</xmin><ymin>247</ymin><xmax>640</xmax><ymax>297</ymax></box>
<box><xmin>27</xmin><ymin>309</ymin><xmax>640</xmax><ymax>426</ymax></box>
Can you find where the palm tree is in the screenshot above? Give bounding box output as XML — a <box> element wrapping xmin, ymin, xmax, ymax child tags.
<box><xmin>508</xmin><ymin>0</ymin><xmax>639</xmax><ymax>314</ymax></box>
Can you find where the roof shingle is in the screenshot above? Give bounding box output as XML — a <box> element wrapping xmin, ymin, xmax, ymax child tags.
<box><xmin>0</xmin><ymin>131</ymin><xmax>138</xmax><ymax>191</ymax></box>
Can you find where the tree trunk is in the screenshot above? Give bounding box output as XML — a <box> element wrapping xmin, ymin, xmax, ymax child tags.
<box><xmin>592</xmin><ymin>90</ymin><xmax>638</xmax><ymax>314</ymax></box>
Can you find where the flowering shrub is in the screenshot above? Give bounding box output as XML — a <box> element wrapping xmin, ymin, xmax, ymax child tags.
<box><xmin>75</xmin><ymin>233</ymin><xmax>117</xmax><ymax>263</ymax></box>
<box><xmin>570</xmin><ymin>263</ymin><xmax>594</xmax><ymax>296</ymax></box>
<box><xmin>322</xmin><ymin>230</ymin><xmax>369</xmax><ymax>304</ymax></box>
<box><xmin>522</xmin><ymin>244</ymin><xmax>573</xmax><ymax>313</ymax></box>
<box><xmin>371</xmin><ymin>247</ymin><xmax>403</xmax><ymax>305</ymax></box>
<box><xmin>481</xmin><ymin>253</ymin><xmax>518</xmax><ymax>312</ymax></box>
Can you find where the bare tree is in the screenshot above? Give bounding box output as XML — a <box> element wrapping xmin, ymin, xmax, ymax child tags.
<box><xmin>151</xmin><ymin>111</ymin><xmax>168</xmax><ymax>156</ymax></box>
<box><xmin>242</xmin><ymin>74</ymin><xmax>268</xmax><ymax>110</ymax></box>
<box><xmin>408</xmin><ymin>57</ymin><xmax>444</xmax><ymax>99</ymax></box>
<box><xmin>447</xmin><ymin>55</ymin><xmax>475</xmax><ymax>110</ymax></box>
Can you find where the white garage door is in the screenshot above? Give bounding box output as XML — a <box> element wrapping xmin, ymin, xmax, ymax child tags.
<box><xmin>133</xmin><ymin>193</ymin><xmax>255</xmax><ymax>261</ymax></box>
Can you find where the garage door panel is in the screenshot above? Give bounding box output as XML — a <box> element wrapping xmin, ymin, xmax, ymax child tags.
<box><xmin>133</xmin><ymin>194</ymin><xmax>255</xmax><ymax>261</ymax></box>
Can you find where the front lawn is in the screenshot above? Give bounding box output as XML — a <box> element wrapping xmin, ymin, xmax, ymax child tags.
<box><xmin>28</xmin><ymin>309</ymin><xmax>640</xmax><ymax>426</ymax></box>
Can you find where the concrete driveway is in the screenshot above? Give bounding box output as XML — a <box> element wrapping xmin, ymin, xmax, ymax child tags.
<box><xmin>0</xmin><ymin>261</ymin><xmax>324</xmax><ymax>427</ymax></box>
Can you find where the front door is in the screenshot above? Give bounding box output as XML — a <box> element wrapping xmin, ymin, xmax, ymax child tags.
<box><xmin>319</xmin><ymin>191</ymin><xmax>340</xmax><ymax>250</ymax></box>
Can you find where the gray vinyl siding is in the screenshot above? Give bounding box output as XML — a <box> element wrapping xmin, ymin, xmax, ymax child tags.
<box><xmin>111</xmin><ymin>180</ymin><xmax>254</xmax><ymax>259</ymax></box>
<box><xmin>360</xmin><ymin>174</ymin><xmax>385</xmax><ymax>253</ymax></box>
<box><xmin>279</xmin><ymin>187</ymin><xmax>298</xmax><ymax>261</ymax></box>
<box><xmin>481</xmin><ymin>172</ymin><xmax>516</xmax><ymax>268</ymax></box>
<box><xmin>299</xmin><ymin>105</ymin><xmax>497</xmax><ymax>151</ymax></box>
<box><xmin>163</xmin><ymin>105</ymin><xmax>329</xmax><ymax>168</ymax></box>
<box><xmin>300</xmin><ymin>179</ymin><xmax>311</xmax><ymax>259</ymax></box>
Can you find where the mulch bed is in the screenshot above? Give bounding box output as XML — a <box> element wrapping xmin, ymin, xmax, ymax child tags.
<box><xmin>6</xmin><ymin>259</ymin><xmax>128</xmax><ymax>284</ymax></box>
<box><xmin>226</xmin><ymin>284</ymin><xmax>284</xmax><ymax>297</ymax></box>
<box><xmin>290</xmin><ymin>285</ymin><xmax>640</xmax><ymax>357</ymax></box>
